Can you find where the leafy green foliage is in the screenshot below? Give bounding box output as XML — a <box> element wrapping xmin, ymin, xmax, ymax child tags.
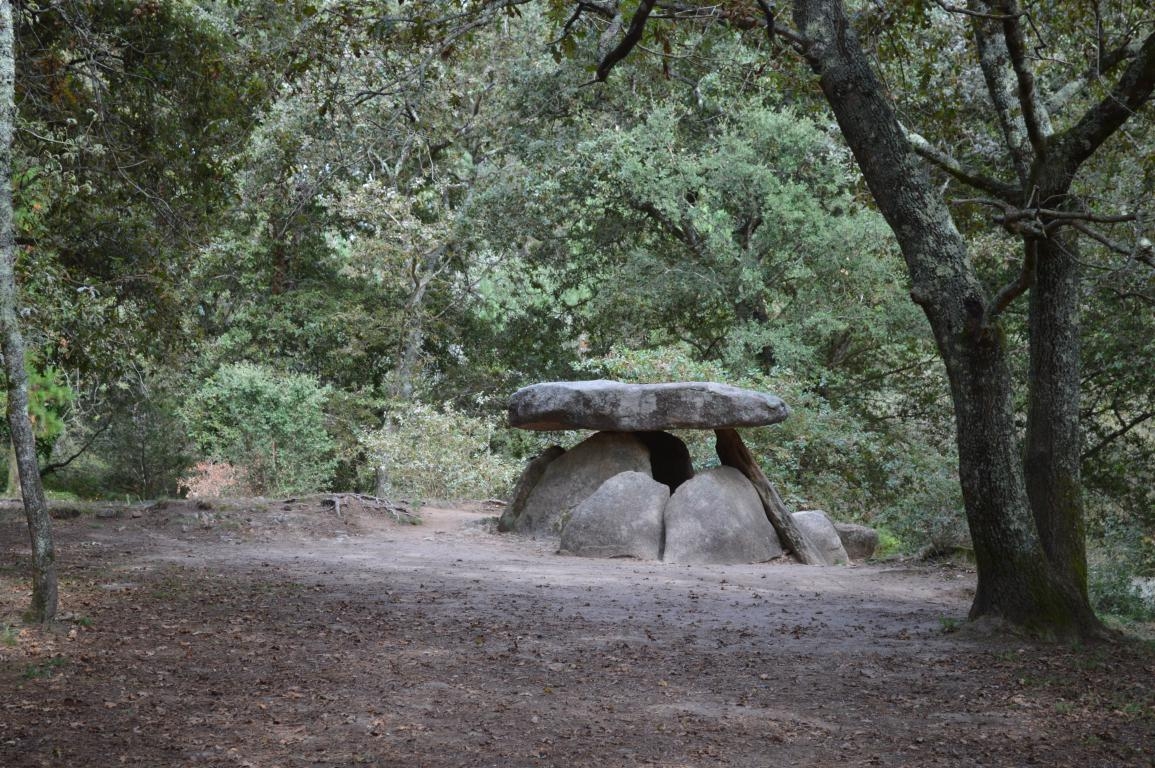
<box><xmin>13</xmin><ymin>0</ymin><xmax>272</xmax><ymax>377</ymax></box>
<box><xmin>3</xmin><ymin>0</ymin><xmax>1148</xmax><ymax>601</ymax></box>
<box><xmin>47</xmin><ymin>373</ymin><xmax>193</xmax><ymax>501</ymax></box>
<box><xmin>182</xmin><ymin>363</ymin><xmax>336</xmax><ymax>496</ymax></box>
<box><xmin>1090</xmin><ymin>562</ymin><xmax>1155</xmax><ymax>623</ymax></box>
<box><xmin>360</xmin><ymin>402</ymin><xmax>518</xmax><ymax>501</ymax></box>
<box><xmin>0</xmin><ymin>353</ymin><xmax>74</xmax><ymax>447</ymax></box>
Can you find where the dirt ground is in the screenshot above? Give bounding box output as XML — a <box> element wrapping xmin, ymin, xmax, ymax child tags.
<box><xmin>1</xmin><ymin>498</ymin><xmax>1153</xmax><ymax>768</ymax></box>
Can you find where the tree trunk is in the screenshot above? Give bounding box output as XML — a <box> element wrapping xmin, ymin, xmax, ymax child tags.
<box><xmin>936</xmin><ymin>314</ymin><xmax>1098</xmax><ymax>635</ymax></box>
<box><xmin>792</xmin><ymin>0</ymin><xmax>1102</xmax><ymax>637</ymax></box>
<box><xmin>391</xmin><ymin>245</ymin><xmax>447</xmax><ymax>402</ymax></box>
<box><xmin>6</xmin><ymin>439</ymin><xmax>19</xmax><ymax>496</ymax></box>
<box><xmin>1024</xmin><ymin>223</ymin><xmax>1087</xmax><ymax>598</ymax></box>
<box><xmin>714</xmin><ymin>428</ymin><xmax>825</xmax><ymax>565</ymax></box>
<box><xmin>0</xmin><ymin>0</ymin><xmax>57</xmax><ymax>622</ymax></box>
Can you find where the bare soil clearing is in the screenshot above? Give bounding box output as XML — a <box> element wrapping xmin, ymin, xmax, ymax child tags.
<box><xmin>2</xmin><ymin>499</ymin><xmax>1153</xmax><ymax>767</ymax></box>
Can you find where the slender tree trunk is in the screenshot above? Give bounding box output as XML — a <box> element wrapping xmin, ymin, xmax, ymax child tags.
<box><xmin>1024</xmin><ymin>221</ymin><xmax>1087</xmax><ymax>597</ymax></box>
<box><xmin>0</xmin><ymin>0</ymin><xmax>57</xmax><ymax>622</ymax></box>
<box><xmin>391</xmin><ymin>245</ymin><xmax>446</xmax><ymax>402</ymax></box>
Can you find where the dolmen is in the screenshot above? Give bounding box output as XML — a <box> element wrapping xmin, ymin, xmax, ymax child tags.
<box><xmin>499</xmin><ymin>380</ymin><xmax>875</xmax><ymax>565</ymax></box>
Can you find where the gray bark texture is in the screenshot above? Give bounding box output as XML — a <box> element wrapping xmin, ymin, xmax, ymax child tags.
<box><xmin>1024</xmin><ymin>221</ymin><xmax>1086</xmax><ymax>598</ymax></box>
<box><xmin>792</xmin><ymin>0</ymin><xmax>1102</xmax><ymax>636</ymax></box>
<box><xmin>0</xmin><ymin>0</ymin><xmax>57</xmax><ymax>622</ymax></box>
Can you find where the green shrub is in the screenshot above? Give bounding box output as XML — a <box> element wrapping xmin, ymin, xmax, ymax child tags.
<box><xmin>45</xmin><ymin>374</ymin><xmax>194</xmax><ymax>500</ymax></box>
<box><xmin>361</xmin><ymin>401</ymin><xmax>519</xmax><ymax>501</ymax></box>
<box><xmin>1090</xmin><ymin>561</ymin><xmax>1155</xmax><ymax>622</ymax></box>
<box><xmin>183</xmin><ymin>363</ymin><xmax>336</xmax><ymax>496</ymax></box>
<box><xmin>872</xmin><ymin>527</ymin><xmax>905</xmax><ymax>560</ymax></box>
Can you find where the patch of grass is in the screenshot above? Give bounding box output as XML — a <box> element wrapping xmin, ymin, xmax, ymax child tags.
<box><xmin>1017</xmin><ymin>672</ymin><xmax>1064</xmax><ymax>689</ymax></box>
<box><xmin>871</xmin><ymin>527</ymin><xmax>905</xmax><ymax>560</ymax></box>
<box><xmin>1114</xmin><ymin>699</ymin><xmax>1150</xmax><ymax>720</ymax></box>
<box><xmin>938</xmin><ymin>616</ymin><xmax>961</xmax><ymax>633</ymax></box>
<box><xmin>1071</xmin><ymin>647</ymin><xmax>1111</xmax><ymax>672</ymax></box>
<box><xmin>1</xmin><ymin>623</ymin><xmax>18</xmax><ymax>647</ymax></box>
<box><xmin>22</xmin><ymin>657</ymin><xmax>67</xmax><ymax>679</ymax></box>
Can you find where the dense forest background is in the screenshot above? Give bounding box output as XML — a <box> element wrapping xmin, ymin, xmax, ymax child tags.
<box><xmin>5</xmin><ymin>0</ymin><xmax>1152</xmax><ymax>621</ymax></box>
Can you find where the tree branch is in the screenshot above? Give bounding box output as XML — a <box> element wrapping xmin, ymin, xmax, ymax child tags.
<box><xmin>594</xmin><ymin>0</ymin><xmax>657</xmax><ymax>82</ymax></box>
<box><xmin>905</xmin><ymin>128</ymin><xmax>1021</xmax><ymax>201</ymax></box>
<box><xmin>936</xmin><ymin>0</ymin><xmax>1020</xmax><ymax>20</ymax></box>
<box><xmin>755</xmin><ymin>0</ymin><xmax>807</xmax><ymax>49</ymax></box>
<box><xmin>997</xmin><ymin>0</ymin><xmax>1051</xmax><ymax>151</ymax></box>
<box><xmin>550</xmin><ymin>4</ymin><xmax>586</xmax><ymax>46</ymax></box>
<box><xmin>1069</xmin><ymin>221</ymin><xmax>1134</xmax><ymax>256</ymax></box>
<box><xmin>1045</xmin><ymin>35</ymin><xmax>1143</xmax><ymax>115</ymax></box>
<box><xmin>1082</xmin><ymin>411</ymin><xmax>1155</xmax><ymax>461</ymax></box>
<box><xmin>990</xmin><ymin>238</ymin><xmax>1036</xmax><ymax>317</ymax></box>
<box><xmin>968</xmin><ymin>0</ymin><xmax>1032</xmax><ymax>185</ymax></box>
<box><xmin>38</xmin><ymin>420</ymin><xmax>111</xmax><ymax>478</ymax></box>
<box><xmin>950</xmin><ymin>199</ymin><xmax>1136</xmax><ymax>235</ymax></box>
<box><xmin>1051</xmin><ymin>30</ymin><xmax>1155</xmax><ymax>172</ymax></box>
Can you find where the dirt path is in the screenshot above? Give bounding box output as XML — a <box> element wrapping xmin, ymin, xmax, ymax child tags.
<box><xmin>1</xmin><ymin>500</ymin><xmax>1152</xmax><ymax>767</ymax></box>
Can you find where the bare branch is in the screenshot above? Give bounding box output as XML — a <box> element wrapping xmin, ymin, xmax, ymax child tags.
<box><xmin>1046</xmin><ymin>36</ymin><xmax>1144</xmax><ymax>115</ymax></box>
<box><xmin>39</xmin><ymin>420</ymin><xmax>111</xmax><ymax>478</ymax></box>
<box><xmin>1069</xmin><ymin>221</ymin><xmax>1134</xmax><ymax>257</ymax></box>
<box><xmin>1052</xmin><ymin>30</ymin><xmax>1155</xmax><ymax>172</ymax></box>
<box><xmin>990</xmin><ymin>239</ymin><xmax>1036</xmax><ymax>317</ymax></box>
<box><xmin>579</xmin><ymin>0</ymin><xmax>619</xmax><ymax>19</ymax></box>
<box><xmin>935</xmin><ymin>0</ymin><xmax>1019</xmax><ymax>20</ymax></box>
<box><xmin>951</xmin><ymin>199</ymin><xmax>1137</xmax><ymax>230</ymax></box>
<box><xmin>755</xmin><ymin>0</ymin><xmax>807</xmax><ymax>49</ymax></box>
<box><xmin>968</xmin><ymin>0</ymin><xmax>1031</xmax><ymax>185</ymax></box>
<box><xmin>905</xmin><ymin>128</ymin><xmax>1021</xmax><ymax>201</ymax></box>
<box><xmin>1006</xmin><ymin>208</ymin><xmax>1136</xmax><ymax>225</ymax></box>
<box><xmin>1082</xmin><ymin>411</ymin><xmax>1155</xmax><ymax>461</ymax></box>
<box><xmin>996</xmin><ymin>0</ymin><xmax>1051</xmax><ymax>150</ymax></box>
<box><xmin>594</xmin><ymin>0</ymin><xmax>657</xmax><ymax>82</ymax></box>
<box><xmin>550</xmin><ymin>4</ymin><xmax>586</xmax><ymax>46</ymax></box>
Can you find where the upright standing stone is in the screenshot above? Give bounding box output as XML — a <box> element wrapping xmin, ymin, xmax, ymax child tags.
<box><xmin>559</xmin><ymin>471</ymin><xmax>669</xmax><ymax>560</ymax></box>
<box><xmin>511</xmin><ymin>431</ymin><xmax>651</xmax><ymax>537</ymax></box>
<box><xmin>833</xmin><ymin>521</ymin><xmax>879</xmax><ymax>561</ymax></box>
<box><xmin>663</xmin><ymin>466</ymin><xmax>785</xmax><ymax>564</ymax></box>
<box><xmin>791</xmin><ymin>511</ymin><xmax>849</xmax><ymax>566</ymax></box>
<box><xmin>498</xmin><ymin>446</ymin><xmax>565</xmax><ymax>533</ymax></box>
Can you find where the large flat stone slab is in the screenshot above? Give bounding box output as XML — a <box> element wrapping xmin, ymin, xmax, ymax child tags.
<box><xmin>509</xmin><ymin>380</ymin><xmax>790</xmax><ymax>431</ymax></box>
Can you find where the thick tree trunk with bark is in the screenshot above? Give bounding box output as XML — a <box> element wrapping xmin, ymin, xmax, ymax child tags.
<box><xmin>792</xmin><ymin>0</ymin><xmax>1102</xmax><ymax>637</ymax></box>
<box><xmin>937</xmin><ymin>309</ymin><xmax>1095</xmax><ymax>633</ymax></box>
<box><xmin>0</xmin><ymin>0</ymin><xmax>57</xmax><ymax>622</ymax></box>
<box><xmin>1024</xmin><ymin>224</ymin><xmax>1087</xmax><ymax>598</ymax></box>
